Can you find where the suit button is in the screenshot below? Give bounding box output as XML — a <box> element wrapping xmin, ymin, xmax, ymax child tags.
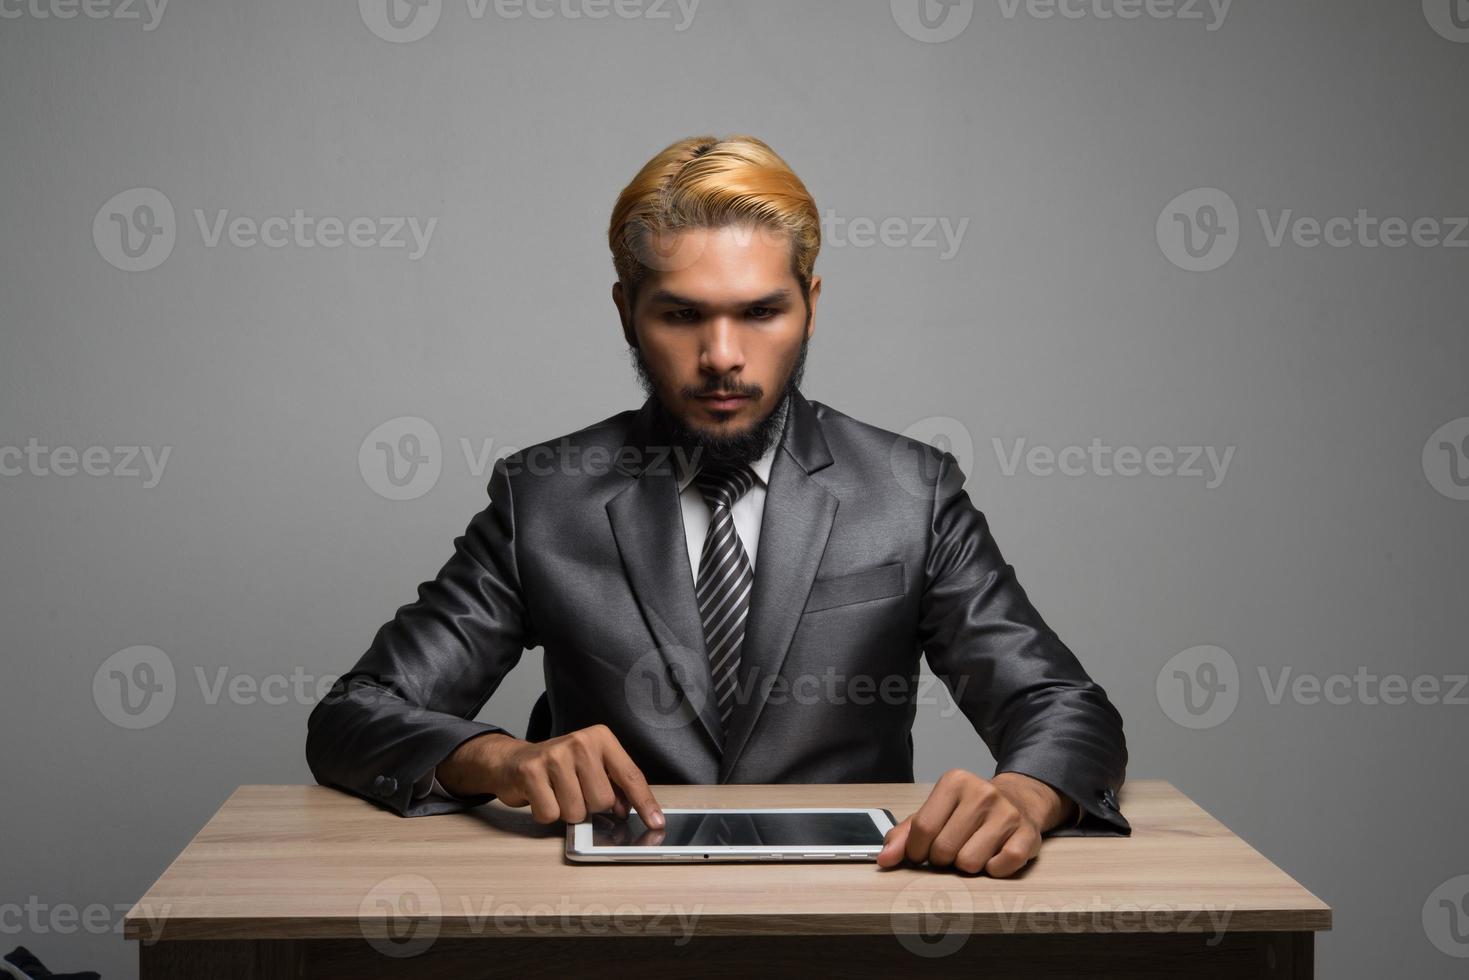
<box><xmin>374</xmin><ymin>775</ymin><xmax>397</xmax><ymax>797</ymax></box>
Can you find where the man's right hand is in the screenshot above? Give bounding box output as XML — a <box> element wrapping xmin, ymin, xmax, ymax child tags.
<box><xmin>437</xmin><ymin>725</ymin><xmax>665</xmax><ymax>828</ymax></box>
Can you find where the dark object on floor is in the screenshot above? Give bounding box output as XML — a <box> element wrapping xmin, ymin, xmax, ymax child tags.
<box><xmin>3</xmin><ymin>946</ymin><xmax>101</xmax><ymax>980</ymax></box>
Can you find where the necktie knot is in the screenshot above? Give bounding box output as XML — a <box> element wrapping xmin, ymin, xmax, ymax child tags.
<box><xmin>694</xmin><ymin>464</ymin><xmax>755</xmax><ymax>512</ymax></box>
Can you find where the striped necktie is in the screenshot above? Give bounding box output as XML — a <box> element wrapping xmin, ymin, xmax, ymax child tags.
<box><xmin>693</xmin><ymin>463</ymin><xmax>757</xmax><ymax>735</ymax></box>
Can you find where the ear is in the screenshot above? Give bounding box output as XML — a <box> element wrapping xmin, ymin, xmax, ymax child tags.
<box><xmin>804</xmin><ymin>273</ymin><xmax>822</xmax><ymax>341</ymax></box>
<box><xmin>612</xmin><ymin>281</ymin><xmax>637</xmax><ymax>348</ymax></box>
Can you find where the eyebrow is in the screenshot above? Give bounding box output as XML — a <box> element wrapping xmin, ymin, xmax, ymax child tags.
<box><xmin>647</xmin><ymin>288</ymin><xmax>794</xmax><ymax>309</ymax></box>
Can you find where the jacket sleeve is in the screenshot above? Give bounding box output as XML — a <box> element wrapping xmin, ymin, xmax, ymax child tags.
<box><xmin>916</xmin><ymin>450</ymin><xmax>1131</xmax><ymax>836</ymax></box>
<box><xmin>306</xmin><ymin>456</ymin><xmax>536</xmax><ymax>817</ymax></box>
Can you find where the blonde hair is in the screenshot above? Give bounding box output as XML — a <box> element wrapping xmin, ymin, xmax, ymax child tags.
<box><xmin>608</xmin><ymin>134</ymin><xmax>821</xmax><ymax>312</ymax></box>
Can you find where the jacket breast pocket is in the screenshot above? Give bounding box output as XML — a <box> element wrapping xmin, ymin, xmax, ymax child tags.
<box><xmin>803</xmin><ymin>561</ymin><xmax>906</xmax><ymax>615</ymax></box>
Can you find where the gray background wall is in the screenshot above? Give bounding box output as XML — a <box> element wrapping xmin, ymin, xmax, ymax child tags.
<box><xmin>2</xmin><ymin>1</ymin><xmax>1466</xmax><ymax>976</ymax></box>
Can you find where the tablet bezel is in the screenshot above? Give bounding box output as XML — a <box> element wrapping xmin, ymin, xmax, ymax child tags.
<box><xmin>565</xmin><ymin>806</ymin><xmax>897</xmax><ymax>862</ymax></box>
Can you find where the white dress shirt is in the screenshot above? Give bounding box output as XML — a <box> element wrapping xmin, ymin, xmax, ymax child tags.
<box><xmin>418</xmin><ymin>440</ymin><xmax>778</xmax><ymax>802</ymax></box>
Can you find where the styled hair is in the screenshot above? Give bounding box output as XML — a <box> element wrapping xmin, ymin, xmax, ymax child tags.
<box><xmin>608</xmin><ymin>134</ymin><xmax>821</xmax><ymax>315</ymax></box>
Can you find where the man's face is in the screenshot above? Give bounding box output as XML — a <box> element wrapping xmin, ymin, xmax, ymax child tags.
<box><xmin>614</xmin><ymin>223</ymin><xmax>820</xmax><ymax>463</ymax></box>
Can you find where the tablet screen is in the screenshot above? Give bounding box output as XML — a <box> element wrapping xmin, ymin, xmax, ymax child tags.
<box><xmin>589</xmin><ymin>810</ymin><xmax>885</xmax><ymax>848</ymax></box>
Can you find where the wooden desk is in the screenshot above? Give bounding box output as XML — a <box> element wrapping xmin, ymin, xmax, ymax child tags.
<box><xmin>124</xmin><ymin>780</ymin><xmax>1329</xmax><ymax>978</ymax></box>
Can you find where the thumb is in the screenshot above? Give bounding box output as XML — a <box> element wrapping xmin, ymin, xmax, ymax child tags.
<box><xmin>877</xmin><ymin>817</ymin><xmax>911</xmax><ymax>867</ymax></box>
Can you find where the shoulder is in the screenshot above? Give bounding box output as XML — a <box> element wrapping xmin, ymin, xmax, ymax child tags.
<box><xmin>806</xmin><ymin>398</ymin><xmax>956</xmax><ymax>488</ymax></box>
<box><xmin>490</xmin><ymin>406</ymin><xmax>642</xmax><ymax>494</ymax></box>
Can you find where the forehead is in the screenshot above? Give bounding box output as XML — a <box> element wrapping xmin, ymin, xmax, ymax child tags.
<box><xmin>640</xmin><ymin>224</ymin><xmax>797</xmax><ymax>304</ymax></box>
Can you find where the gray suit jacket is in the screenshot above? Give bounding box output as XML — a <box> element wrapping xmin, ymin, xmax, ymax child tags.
<box><xmin>305</xmin><ymin>391</ymin><xmax>1130</xmax><ymax>835</ymax></box>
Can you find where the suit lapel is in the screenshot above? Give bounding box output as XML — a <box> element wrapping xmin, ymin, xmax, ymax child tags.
<box><xmin>605</xmin><ymin>399</ymin><xmax>726</xmax><ymax>754</ymax></box>
<box><xmin>719</xmin><ymin>392</ymin><xmax>837</xmax><ymax>777</ymax></box>
<box><xmin>605</xmin><ymin>391</ymin><xmax>839</xmax><ymax>772</ymax></box>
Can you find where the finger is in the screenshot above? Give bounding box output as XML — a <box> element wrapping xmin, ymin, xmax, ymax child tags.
<box><xmin>952</xmin><ymin>799</ymin><xmax>1026</xmax><ymax>876</ymax></box>
<box><xmin>609</xmin><ymin>784</ymin><xmax>631</xmax><ymax>820</ymax></box>
<box><xmin>600</xmin><ymin>736</ymin><xmax>665</xmax><ymax>828</ymax></box>
<box><xmin>876</xmin><ymin>817</ymin><xmax>911</xmax><ymax>868</ymax></box>
<box><xmin>906</xmin><ymin>782</ymin><xmax>963</xmax><ymax>865</ymax></box>
<box><xmin>520</xmin><ymin>761</ymin><xmax>561</xmax><ymax>824</ymax></box>
<box><xmin>927</xmin><ymin>793</ymin><xmax>989</xmax><ymax>867</ymax></box>
<box><xmin>545</xmin><ymin>754</ymin><xmax>587</xmax><ymax>823</ymax></box>
<box><xmin>575</xmin><ymin>756</ymin><xmax>620</xmax><ymax>817</ymax></box>
<box><xmin>984</xmin><ymin>823</ymin><xmax>1041</xmax><ymax>878</ymax></box>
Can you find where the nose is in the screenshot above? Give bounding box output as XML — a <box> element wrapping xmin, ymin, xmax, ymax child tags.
<box><xmin>698</xmin><ymin>317</ymin><xmax>744</xmax><ymax>378</ymax></box>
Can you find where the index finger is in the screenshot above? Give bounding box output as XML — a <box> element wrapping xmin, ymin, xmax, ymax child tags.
<box><xmin>599</xmin><ymin>733</ymin><xmax>665</xmax><ymax>828</ymax></box>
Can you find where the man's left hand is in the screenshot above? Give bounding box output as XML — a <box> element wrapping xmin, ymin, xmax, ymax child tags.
<box><xmin>876</xmin><ymin>769</ymin><xmax>1076</xmax><ymax>876</ymax></box>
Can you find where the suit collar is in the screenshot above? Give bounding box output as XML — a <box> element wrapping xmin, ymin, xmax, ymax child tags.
<box><xmin>673</xmin><ymin>433</ymin><xmax>779</xmax><ymax>493</ymax></box>
<box><xmin>618</xmin><ymin>388</ymin><xmax>834</xmax><ymax>480</ymax></box>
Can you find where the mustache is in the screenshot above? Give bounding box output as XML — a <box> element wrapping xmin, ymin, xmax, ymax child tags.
<box><xmin>682</xmin><ymin>379</ymin><xmax>763</xmax><ymax>400</ymax></box>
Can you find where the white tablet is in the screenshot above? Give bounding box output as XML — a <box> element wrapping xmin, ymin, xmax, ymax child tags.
<box><xmin>565</xmin><ymin>806</ymin><xmax>897</xmax><ymax>863</ymax></box>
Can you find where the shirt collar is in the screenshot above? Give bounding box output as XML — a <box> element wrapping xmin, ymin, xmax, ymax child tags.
<box><xmin>676</xmin><ymin>440</ymin><xmax>778</xmax><ymax>494</ymax></box>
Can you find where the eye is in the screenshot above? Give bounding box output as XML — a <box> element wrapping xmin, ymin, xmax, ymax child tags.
<box><xmin>748</xmin><ymin>306</ymin><xmax>779</xmax><ymax>320</ymax></box>
<box><xmin>664</xmin><ymin>308</ymin><xmax>699</xmax><ymax>323</ymax></box>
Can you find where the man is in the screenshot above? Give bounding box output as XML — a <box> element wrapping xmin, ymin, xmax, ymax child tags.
<box><xmin>306</xmin><ymin>134</ymin><xmax>1129</xmax><ymax>878</ymax></box>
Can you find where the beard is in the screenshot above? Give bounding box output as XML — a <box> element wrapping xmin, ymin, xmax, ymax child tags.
<box><xmin>630</xmin><ymin>336</ymin><xmax>809</xmax><ymax>469</ymax></box>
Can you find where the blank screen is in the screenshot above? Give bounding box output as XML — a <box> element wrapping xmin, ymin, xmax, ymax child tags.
<box><xmin>588</xmin><ymin>810</ymin><xmax>884</xmax><ymax>847</ymax></box>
